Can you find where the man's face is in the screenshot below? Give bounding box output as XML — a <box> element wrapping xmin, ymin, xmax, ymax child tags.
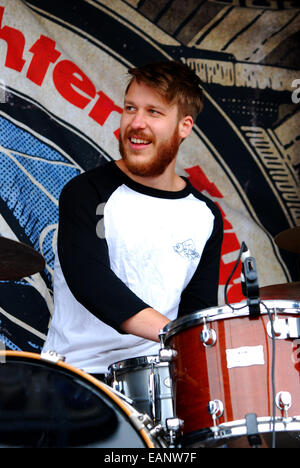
<box><xmin>119</xmin><ymin>80</ymin><xmax>182</xmax><ymax>178</ymax></box>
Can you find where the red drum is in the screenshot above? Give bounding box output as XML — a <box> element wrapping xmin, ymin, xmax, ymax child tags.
<box><xmin>0</xmin><ymin>350</ymin><xmax>161</xmax><ymax>448</ymax></box>
<box><xmin>164</xmin><ymin>299</ymin><xmax>300</xmax><ymax>448</ymax></box>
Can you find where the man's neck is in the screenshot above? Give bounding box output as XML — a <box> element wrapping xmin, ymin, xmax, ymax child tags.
<box><xmin>115</xmin><ymin>159</ymin><xmax>186</xmax><ymax>192</ymax></box>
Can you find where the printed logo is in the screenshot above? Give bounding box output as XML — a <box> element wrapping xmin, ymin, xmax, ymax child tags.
<box><xmin>291</xmin><ymin>79</ymin><xmax>300</xmax><ymax>104</ymax></box>
<box><xmin>173</xmin><ymin>239</ymin><xmax>200</xmax><ymax>262</ymax></box>
<box><xmin>96</xmin><ymin>202</ymin><xmax>106</xmax><ymax>239</ymax></box>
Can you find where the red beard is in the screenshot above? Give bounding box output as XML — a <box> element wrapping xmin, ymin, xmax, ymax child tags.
<box><xmin>119</xmin><ymin>128</ymin><xmax>181</xmax><ymax>177</ymax></box>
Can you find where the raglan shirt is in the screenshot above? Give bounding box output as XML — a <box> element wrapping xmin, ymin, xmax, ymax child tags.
<box><xmin>43</xmin><ymin>161</ymin><xmax>223</xmax><ymax>374</ymax></box>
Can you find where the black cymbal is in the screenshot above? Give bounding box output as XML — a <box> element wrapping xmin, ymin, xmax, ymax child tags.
<box><xmin>0</xmin><ymin>237</ymin><xmax>45</xmax><ymax>280</ymax></box>
<box><xmin>274</xmin><ymin>226</ymin><xmax>300</xmax><ymax>254</ymax></box>
<box><xmin>260</xmin><ymin>281</ymin><xmax>300</xmax><ymax>301</ymax></box>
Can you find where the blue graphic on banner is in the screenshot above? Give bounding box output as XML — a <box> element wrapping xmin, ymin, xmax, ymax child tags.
<box><xmin>0</xmin><ymin>112</ymin><xmax>82</xmax><ymax>352</ymax></box>
<box><xmin>0</xmin><ymin>115</ymin><xmax>80</xmax><ymax>276</ymax></box>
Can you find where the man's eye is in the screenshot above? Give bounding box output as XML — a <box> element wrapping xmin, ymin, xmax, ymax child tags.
<box><xmin>149</xmin><ymin>109</ymin><xmax>160</xmax><ymax>115</ymax></box>
<box><xmin>125</xmin><ymin>105</ymin><xmax>135</xmax><ymax>112</ymax></box>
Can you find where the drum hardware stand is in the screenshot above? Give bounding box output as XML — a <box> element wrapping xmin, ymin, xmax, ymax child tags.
<box><xmin>245</xmin><ymin>413</ymin><xmax>262</xmax><ymax>448</ymax></box>
<box><xmin>41</xmin><ymin>349</ymin><xmax>66</xmax><ymax>363</ymax></box>
<box><xmin>165</xmin><ymin>417</ymin><xmax>184</xmax><ymax>448</ymax></box>
<box><xmin>200</xmin><ymin>317</ymin><xmax>216</xmax><ymax>347</ymax></box>
<box><xmin>241</xmin><ymin>250</ymin><xmax>261</xmax><ymax>319</ymax></box>
<box><xmin>103</xmin><ymin>380</ymin><xmax>135</xmax><ymax>405</ymax></box>
<box><xmin>158</xmin><ymin>331</ymin><xmax>185</xmax><ymax>447</ymax></box>
<box><xmin>129</xmin><ymin>411</ymin><xmax>168</xmax><ymax>447</ymax></box>
<box><xmin>275</xmin><ymin>391</ymin><xmax>292</xmax><ymax>423</ymax></box>
<box><xmin>129</xmin><ymin>411</ymin><xmax>155</xmax><ymax>435</ymax></box>
<box><xmin>109</xmin><ymin>370</ymin><xmax>122</xmax><ymax>393</ymax></box>
<box><xmin>149</xmin><ymin>365</ymin><xmax>161</xmax><ymax>423</ymax></box>
<box><xmin>158</xmin><ymin>329</ymin><xmax>177</xmax><ymax>362</ymax></box>
<box><xmin>207</xmin><ymin>399</ymin><xmax>224</xmax><ymax>438</ymax></box>
<box><xmin>225</xmin><ymin>241</ymin><xmax>260</xmax><ymax>318</ymax></box>
<box><xmin>146</xmin><ymin>413</ymin><xmax>181</xmax><ymax>448</ymax></box>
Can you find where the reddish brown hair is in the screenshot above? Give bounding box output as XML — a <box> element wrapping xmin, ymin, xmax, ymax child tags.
<box><xmin>125</xmin><ymin>61</ymin><xmax>204</xmax><ymax>120</ymax></box>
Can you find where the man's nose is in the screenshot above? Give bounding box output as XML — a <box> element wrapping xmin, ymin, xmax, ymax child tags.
<box><xmin>130</xmin><ymin>111</ymin><xmax>147</xmax><ymax>129</ymax></box>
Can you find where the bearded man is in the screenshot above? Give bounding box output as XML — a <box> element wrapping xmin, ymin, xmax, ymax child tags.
<box><xmin>43</xmin><ymin>61</ymin><xmax>223</xmax><ymax>380</ymax></box>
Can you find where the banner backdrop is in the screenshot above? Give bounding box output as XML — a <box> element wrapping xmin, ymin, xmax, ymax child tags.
<box><xmin>0</xmin><ymin>0</ymin><xmax>299</xmax><ymax>353</ymax></box>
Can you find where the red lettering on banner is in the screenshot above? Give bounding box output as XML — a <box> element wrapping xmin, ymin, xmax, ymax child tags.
<box><xmin>27</xmin><ymin>35</ymin><xmax>61</xmax><ymax>86</ymax></box>
<box><xmin>0</xmin><ymin>6</ymin><xmax>26</xmax><ymax>72</ymax></box>
<box><xmin>89</xmin><ymin>91</ymin><xmax>122</xmax><ymax>126</ymax></box>
<box><xmin>0</xmin><ymin>7</ymin><xmax>122</xmax><ymax>136</ymax></box>
<box><xmin>53</xmin><ymin>60</ymin><xmax>96</xmax><ymax>109</ymax></box>
<box><xmin>114</xmin><ymin>128</ymin><xmax>120</xmax><ymax>140</ymax></box>
<box><xmin>185</xmin><ymin>165</ymin><xmax>244</xmax><ymax>303</ymax></box>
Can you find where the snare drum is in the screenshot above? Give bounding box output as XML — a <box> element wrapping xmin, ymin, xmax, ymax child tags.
<box><xmin>0</xmin><ymin>350</ymin><xmax>161</xmax><ymax>448</ymax></box>
<box><xmin>164</xmin><ymin>300</ymin><xmax>300</xmax><ymax>448</ymax></box>
<box><xmin>107</xmin><ymin>355</ymin><xmax>174</xmax><ymax>430</ymax></box>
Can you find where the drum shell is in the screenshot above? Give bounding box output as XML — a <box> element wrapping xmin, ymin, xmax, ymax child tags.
<box><xmin>165</xmin><ymin>300</ymin><xmax>300</xmax><ymax>445</ymax></box>
<box><xmin>107</xmin><ymin>356</ymin><xmax>174</xmax><ymax>428</ymax></box>
<box><xmin>0</xmin><ymin>351</ymin><xmax>159</xmax><ymax>448</ymax></box>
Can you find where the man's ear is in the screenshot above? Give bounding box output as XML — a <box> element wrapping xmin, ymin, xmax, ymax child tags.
<box><xmin>178</xmin><ymin>115</ymin><xmax>194</xmax><ymax>139</ymax></box>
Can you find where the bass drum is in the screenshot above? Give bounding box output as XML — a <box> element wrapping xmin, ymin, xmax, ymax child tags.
<box><xmin>0</xmin><ymin>350</ymin><xmax>161</xmax><ymax>448</ymax></box>
<box><xmin>164</xmin><ymin>299</ymin><xmax>300</xmax><ymax>448</ymax></box>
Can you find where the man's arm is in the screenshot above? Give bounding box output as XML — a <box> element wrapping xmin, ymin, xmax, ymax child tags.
<box><xmin>121</xmin><ymin>307</ymin><xmax>170</xmax><ymax>342</ymax></box>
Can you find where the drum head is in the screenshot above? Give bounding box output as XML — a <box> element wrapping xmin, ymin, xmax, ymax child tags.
<box><xmin>0</xmin><ymin>352</ymin><xmax>152</xmax><ymax>448</ymax></box>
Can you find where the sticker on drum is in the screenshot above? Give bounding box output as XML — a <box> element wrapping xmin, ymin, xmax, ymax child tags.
<box><xmin>0</xmin><ymin>350</ymin><xmax>160</xmax><ymax>448</ymax></box>
<box><xmin>164</xmin><ymin>299</ymin><xmax>300</xmax><ymax>448</ymax></box>
<box><xmin>106</xmin><ymin>355</ymin><xmax>174</xmax><ymax>430</ymax></box>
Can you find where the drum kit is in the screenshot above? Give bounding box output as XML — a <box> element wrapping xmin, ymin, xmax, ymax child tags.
<box><xmin>0</xmin><ymin>227</ymin><xmax>299</xmax><ymax>448</ymax></box>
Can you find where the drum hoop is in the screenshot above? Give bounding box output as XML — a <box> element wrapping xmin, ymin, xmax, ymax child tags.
<box><xmin>0</xmin><ymin>350</ymin><xmax>156</xmax><ymax>448</ymax></box>
<box><xmin>108</xmin><ymin>355</ymin><xmax>161</xmax><ymax>372</ymax></box>
<box><xmin>164</xmin><ymin>299</ymin><xmax>300</xmax><ymax>342</ymax></box>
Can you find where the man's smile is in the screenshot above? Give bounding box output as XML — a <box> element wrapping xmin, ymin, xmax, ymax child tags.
<box><xmin>129</xmin><ymin>137</ymin><xmax>151</xmax><ymax>145</ymax></box>
<box><xmin>127</xmin><ymin>133</ymin><xmax>153</xmax><ymax>150</ymax></box>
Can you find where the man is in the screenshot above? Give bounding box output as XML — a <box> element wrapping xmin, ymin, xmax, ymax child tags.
<box><xmin>43</xmin><ymin>61</ymin><xmax>223</xmax><ymax>379</ymax></box>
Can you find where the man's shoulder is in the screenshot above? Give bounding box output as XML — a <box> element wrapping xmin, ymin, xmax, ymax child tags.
<box><xmin>62</xmin><ymin>161</ymin><xmax>123</xmax><ymax>196</ymax></box>
<box><xmin>188</xmin><ymin>182</ymin><xmax>220</xmax><ymax>213</ymax></box>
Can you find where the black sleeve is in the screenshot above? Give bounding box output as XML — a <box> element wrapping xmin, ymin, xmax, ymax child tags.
<box><xmin>57</xmin><ymin>172</ymin><xmax>150</xmax><ymax>332</ymax></box>
<box><xmin>178</xmin><ymin>203</ymin><xmax>223</xmax><ymax>316</ymax></box>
